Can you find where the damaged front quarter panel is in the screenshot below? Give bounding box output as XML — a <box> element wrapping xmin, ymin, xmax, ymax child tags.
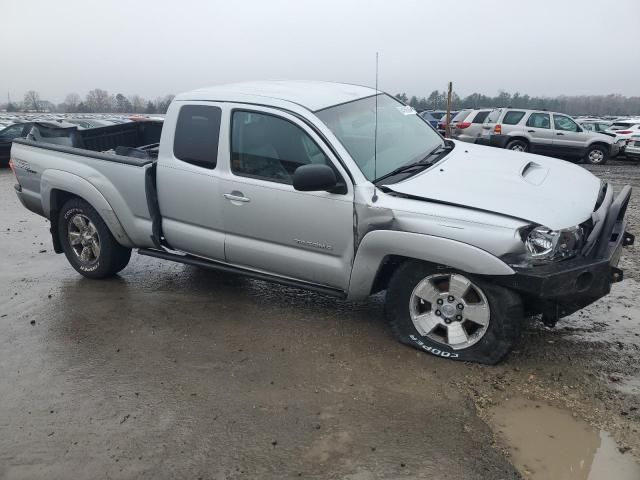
<box><xmin>347</xmin><ymin>185</ymin><xmax>519</xmax><ymax>301</ymax></box>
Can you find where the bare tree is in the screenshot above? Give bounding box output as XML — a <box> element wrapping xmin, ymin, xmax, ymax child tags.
<box><xmin>63</xmin><ymin>93</ymin><xmax>81</xmax><ymax>112</ymax></box>
<box><xmin>23</xmin><ymin>90</ymin><xmax>41</xmax><ymax>111</ymax></box>
<box><xmin>156</xmin><ymin>94</ymin><xmax>175</xmax><ymax>114</ymax></box>
<box><xmin>85</xmin><ymin>89</ymin><xmax>114</xmax><ymax>113</ymax></box>
<box><xmin>129</xmin><ymin>95</ymin><xmax>145</xmax><ymax>114</ymax></box>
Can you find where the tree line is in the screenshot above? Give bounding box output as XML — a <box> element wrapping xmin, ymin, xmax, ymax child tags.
<box><xmin>2</xmin><ymin>89</ymin><xmax>175</xmax><ymax>114</ymax></box>
<box><xmin>3</xmin><ymin>88</ymin><xmax>639</xmax><ymax>117</ymax></box>
<box><xmin>396</xmin><ymin>90</ymin><xmax>640</xmax><ymax>116</ymax></box>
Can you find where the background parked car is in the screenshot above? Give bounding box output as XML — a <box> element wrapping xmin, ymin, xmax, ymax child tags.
<box><xmin>624</xmin><ymin>133</ymin><xmax>640</xmax><ymax>160</ymax></box>
<box><xmin>419</xmin><ymin>110</ymin><xmax>441</xmax><ymax>128</ymax></box>
<box><xmin>64</xmin><ymin>118</ymin><xmax>117</xmax><ymax>129</ymax></box>
<box><xmin>0</xmin><ymin>122</ymin><xmax>30</xmax><ymax>165</ymax></box>
<box><xmin>437</xmin><ymin>110</ymin><xmax>459</xmax><ymax>135</ymax></box>
<box><xmin>578</xmin><ymin>120</ymin><xmax>630</xmax><ymax>155</ymax></box>
<box><xmin>449</xmin><ymin>109</ymin><xmax>491</xmax><ymax>143</ymax></box>
<box><xmin>478</xmin><ymin>108</ymin><xmax>617</xmax><ymax>164</ymax></box>
<box><xmin>578</xmin><ymin>119</ymin><xmax>613</xmax><ymax>135</ymax></box>
<box><xmin>607</xmin><ymin>119</ymin><xmax>640</xmax><ymax>152</ymax></box>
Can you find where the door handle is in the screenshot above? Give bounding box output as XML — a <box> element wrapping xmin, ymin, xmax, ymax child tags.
<box><xmin>556</xmin><ymin>133</ymin><xmax>564</xmax><ymax>136</ymax></box>
<box><xmin>224</xmin><ymin>193</ymin><xmax>250</xmax><ymax>203</ymax></box>
<box><xmin>527</xmin><ymin>129</ymin><xmax>535</xmax><ymax>133</ymax></box>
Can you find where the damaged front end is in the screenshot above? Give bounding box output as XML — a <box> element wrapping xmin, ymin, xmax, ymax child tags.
<box><xmin>493</xmin><ymin>183</ymin><xmax>634</xmax><ymax>326</ymax></box>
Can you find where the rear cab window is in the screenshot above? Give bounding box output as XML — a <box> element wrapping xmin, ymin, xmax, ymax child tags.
<box><xmin>173</xmin><ymin>105</ymin><xmax>222</xmax><ymax>169</ymax></box>
<box><xmin>502</xmin><ymin>111</ymin><xmax>526</xmax><ymax>125</ymax></box>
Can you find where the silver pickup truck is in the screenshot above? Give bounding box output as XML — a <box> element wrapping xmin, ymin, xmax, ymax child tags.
<box><xmin>9</xmin><ymin>81</ymin><xmax>635</xmax><ymax>364</ymax></box>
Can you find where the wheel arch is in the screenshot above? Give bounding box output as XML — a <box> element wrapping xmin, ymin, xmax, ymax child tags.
<box><xmin>346</xmin><ymin>230</ymin><xmax>514</xmax><ymax>301</ymax></box>
<box><xmin>43</xmin><ymin>170</ymin><xmax>134</xmax><ymax>249</ymax></box>
<box><xmin>506</xmin><ymin>136</ymin><xmax>530</xmax><ymax>148</ymax></box>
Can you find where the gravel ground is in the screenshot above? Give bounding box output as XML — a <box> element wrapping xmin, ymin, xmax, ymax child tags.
<box><xmin>0</xmin><ymin>156</ymin><xmax>639</xmax><ymax>479</ymax></box>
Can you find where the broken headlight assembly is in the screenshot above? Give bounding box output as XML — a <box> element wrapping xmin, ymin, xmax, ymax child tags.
<box><xmin>506</xmin><ymin>225</ymin><xmax>585</xmax><ymax>267</ymax></box>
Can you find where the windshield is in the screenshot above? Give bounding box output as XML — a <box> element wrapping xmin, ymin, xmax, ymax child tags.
<box><xmin>316</xmin><ymin>94</ymin><xmax>443</xmax><ymax>181</ymax></box>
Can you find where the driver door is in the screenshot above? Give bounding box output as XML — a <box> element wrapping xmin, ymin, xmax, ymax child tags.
<box><xmin>219</xmin><ymin>107</ymin><xmax>355</xmax><ymax>290</ymax></box>
<box><xmin>552</xmin><ymin>114</ymin><xmax>588</xmax><ymax>156</ymax></box>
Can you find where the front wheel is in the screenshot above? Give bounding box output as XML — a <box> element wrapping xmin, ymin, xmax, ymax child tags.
<box><xmin>385</xmin><ymin>262</ymin><xmax>522</xmax><ymax>364</ymax></box>
<box><xmin>58</xmin><ymin>198</ymin><xmax>131</xmax><ymax>279</ymax></box>
<box><xmin>585</xmin><ymin>145</ymin><xmax>608</xmax><ymax>165</ymax></box>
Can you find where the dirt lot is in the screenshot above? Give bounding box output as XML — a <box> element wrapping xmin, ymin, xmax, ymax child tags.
<box><xmin>0</xmin><ymin>158</ymin><xmax>639</xmax><ymax>479</ymax></box>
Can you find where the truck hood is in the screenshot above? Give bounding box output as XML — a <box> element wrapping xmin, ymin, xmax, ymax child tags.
<box><xmin>382</xmin><ymin>142</ymin><xmax>601</xmax><ymax>230</ymax></box>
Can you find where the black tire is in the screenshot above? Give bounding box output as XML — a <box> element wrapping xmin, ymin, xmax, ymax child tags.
<box><xmin>505</xmin><ymin>139</ymin><xmax>528</xmax><ymax>152</ymax></box>
<box><xmin>58</xmin><ymin>198</ymin><xmax>131</xmax><ymax>279</ymax></box>
<box><xmin>385</xmin><ymin>261</ymin><xmax>522</xmax><ymax>364</ymax></box>
<box><xmin>584</xmin><ymin>144</ymin><xmax>608</xmax><ymax>165</ymax></box>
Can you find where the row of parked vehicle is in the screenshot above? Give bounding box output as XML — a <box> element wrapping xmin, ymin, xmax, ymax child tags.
<box><xmin>0</xmin><ymin>114</ymin><xmax>164</xmax><ymax>165</ymax></box>
<box><xmin>419</xmin><ymin>108</ymin><xmax>640</xmax><ymax>164</ymax></box>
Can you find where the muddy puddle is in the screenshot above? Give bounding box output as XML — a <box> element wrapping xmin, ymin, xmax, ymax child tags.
<box><xmin>489</xmin><ymin>397</ymin><xmax>640</xmax><ymax>480</ymax></box>
<box><xmin>561</xmin><ymin>279</ymin><xmax>640</xmax><ymax>344</ymax></box>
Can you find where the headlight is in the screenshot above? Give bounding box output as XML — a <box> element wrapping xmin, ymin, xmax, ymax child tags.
<box><xmin>505</xmin><ymin>225</ymin><xmax>584</xmax><ymax>267</ymax></box>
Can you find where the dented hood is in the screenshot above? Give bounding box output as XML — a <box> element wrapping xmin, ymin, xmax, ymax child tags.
<box><xmin>383</xmin><ymin>142</ymin><xmax>601</xmax><ymax>230</ymax></box>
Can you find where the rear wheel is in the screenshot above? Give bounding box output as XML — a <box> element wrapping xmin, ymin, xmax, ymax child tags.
<box><xmin>385</xmin><ymin>262</ymin><xmax>522</xmax><ymax>364</ymax></box>
<box><xmin>505</xmin><ymin>139</ymin><xmax>528</xmax><ymax>152</ymax></box>
<box><xmin>585</xmin><ymin>144</ymin><xmax>608</xmax><ymax>165</ymax></box>
<box><xmin>58</xmin><ymin>198</ymin><xmax>131</xmax><ymax>278</ymax></box>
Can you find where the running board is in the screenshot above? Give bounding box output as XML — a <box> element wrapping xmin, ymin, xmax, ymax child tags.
<box><xmin>137</xmin><ymin>248</ymin><xmax>346</xmax><ymax>298</ymax></box>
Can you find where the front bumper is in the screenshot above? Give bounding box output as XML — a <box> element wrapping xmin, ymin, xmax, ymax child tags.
<box><xmin>493</xmin><ymin>185</ymin><xmax>634</xmax><ymax>319</ymax></box>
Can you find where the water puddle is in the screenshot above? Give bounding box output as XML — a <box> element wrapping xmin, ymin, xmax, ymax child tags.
<box><xmin>489</xmin><ymin>397</ymin><xmax>640</xmax><ymax>480</ymax></box>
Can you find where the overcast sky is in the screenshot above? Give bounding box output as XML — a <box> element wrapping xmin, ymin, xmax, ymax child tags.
<box><xmin>3</xmin><ymin>0</ymin><xmax>639</xmax><ymax>104</ymax></box>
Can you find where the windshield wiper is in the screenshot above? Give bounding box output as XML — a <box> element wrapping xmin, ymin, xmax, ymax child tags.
<box><xmin>373</xmin><ymin>143</ymin><xmax>453</xmax><ymax>184</ymax></box>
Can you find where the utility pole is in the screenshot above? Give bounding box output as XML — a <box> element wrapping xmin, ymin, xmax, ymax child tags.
<box><xmin>445</xmin><ymin>81</ymin><xmax>453</xmax><ymax>138</ymax></box>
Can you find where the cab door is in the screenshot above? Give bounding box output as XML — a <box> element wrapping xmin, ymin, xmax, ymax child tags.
<box><xmin>156</xmin><ymin>102</ymin><xmax>226</xmax><ymax>260</ymax></box>
<box><xmin>218</xmin><ymin>106</ymin><xmax>355</xmax><ymax>290</ymax></box>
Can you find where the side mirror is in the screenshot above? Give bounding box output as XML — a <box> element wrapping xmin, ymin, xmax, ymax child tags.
<box><xmin>293</xmin><ymin>164</ymin><xmax>339</xmax><ymax>192</ymax></box>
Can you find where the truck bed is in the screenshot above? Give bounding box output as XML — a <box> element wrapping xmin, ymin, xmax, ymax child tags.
<box><xmin>15</xmin><ymin>120</ymin><xmax>163</xmax><ymax>166</ymax></box>
<box><xmin>11</xmin><ymin>131</ymin><xmax>160</xmax><ymax>249</ymax></box>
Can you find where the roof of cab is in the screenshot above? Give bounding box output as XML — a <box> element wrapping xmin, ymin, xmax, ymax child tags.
<box><xmin>174</xmin><ymin>80</ymin><xmax>378</xmax><ymax>112</ymax></box>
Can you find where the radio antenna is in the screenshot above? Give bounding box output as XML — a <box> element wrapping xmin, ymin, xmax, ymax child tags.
<box><xmin>372</xmin><ymin>51</ymin><xmax>379</xmax><ymax>200</ymax></box>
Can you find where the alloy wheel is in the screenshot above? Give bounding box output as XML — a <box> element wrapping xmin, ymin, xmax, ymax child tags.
<box><xmin>409</xmin><ymin>273</ymin><xmax>490</xmax><ymax>350</ymax></box>
<box><xmin>67</xmin><ymin>214</ymin><xmax>101</xmax><ymax>264</ymax></box>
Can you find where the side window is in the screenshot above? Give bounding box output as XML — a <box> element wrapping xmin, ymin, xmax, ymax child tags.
<box><xmin>472</xmin><ymin>111</ymin><xmax>490</xmax><ymax>123</ymax></box>
<box><xmin>526</xmin><ymin>113</ymin><xmax>551</xmax><ymax>129</ymax></box>
<box><xmin>173</xmin><ymin>105</ymin><xmax>222</xmax><ymax>169</ymax></box>
<box><xmin>582</xmin><ymin>123</ymin><xmax>594</xmax><ymax>131</ymax></box>
<box><xmin>554</xmin><ymin>115</ymin><xmax>579</xmax><ymax>132</ymax></box>
<box><xmin>502</xmin><ymin>111</ymin><xmax>526</xmax><ymax>125</ymax></box>
<box><xmin>231</xmin><ymin>111</ymin><xmax>330</xmax><ymax>184</ymax></box>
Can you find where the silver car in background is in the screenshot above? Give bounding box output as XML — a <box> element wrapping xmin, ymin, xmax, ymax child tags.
<box><xmin>449</xmin><ymin>109</ymin><xmax>492</xmax><ymax>143</ymax></box>
<box><xmin>478</xmin><ymin>108</ymin><xmax>618</xmax><ymax>164</ymax></box>
<box><xmin>625</xmin><ymin>134</ymin><xmax>640</xmax><ymax>160</ymax></box>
